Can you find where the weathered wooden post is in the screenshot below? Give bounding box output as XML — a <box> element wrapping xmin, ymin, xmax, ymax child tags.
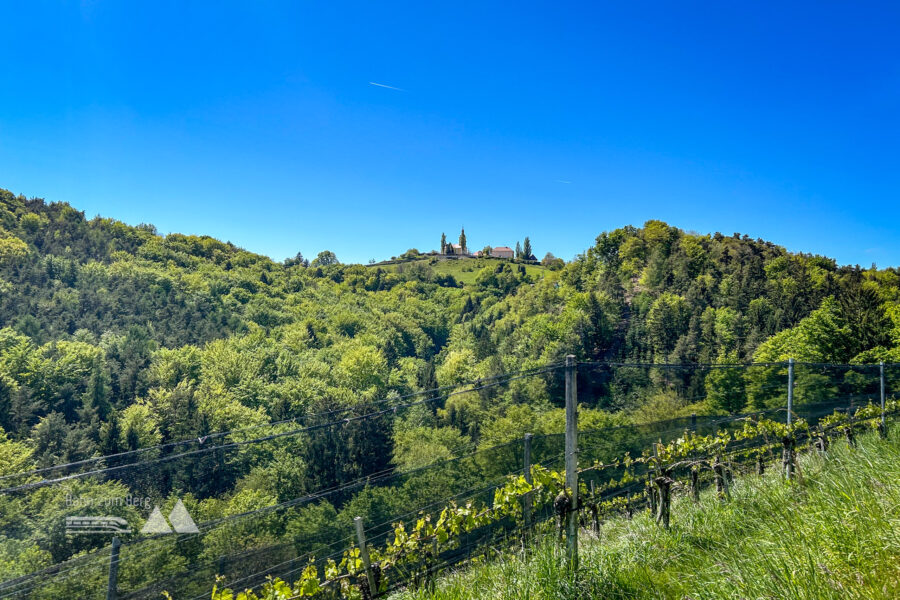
<box><xmin>690</xmin><ymin>466</ymin><xmax>700</xmax><ymax>502</ymax></box>
<box><xmin>787</xmin><ymin>358</ymin><xmax>794</xmax><ymax>428</ymax></box>
<box><xmin>784</xmin><ymin>358</ymin><xmax>795</xmax><ymax>479</ymax></box>
<box><xmin>430</xmin><ymin>536</ymin><xmax>439</xmax><ymax>591</ymax></box>
<box><xmin>653</xmin><ymin>444</ymin><xmax>671</xmax><ymax>528</ymax></box>
<box><xmin>523</xmin><ymin>433</ymin><xmax>533</xmax><ymax>533</ymax></box>
<box><xmin>656</xmin><ymin>477</ymin><xmax>671</xmax><ymax>528</ymax></box>
<box><xmin>354</xmin><ymin>516</ymin><xmax>377</xmax><ymax>598</ymax></box>
<box><xmin>648</xmin><ymin>441</ymin><xmax>659</xmax><ymax>513</ymax></box>
<box><xmin>564</xmin><ymin>354</ymin><xmax>578</xmax><ymax>568</ymax></box>
<box><xmin>106</xmin><ymin>536</ymin><xmax>120</xmax><ymax>600</ymax></box>
<box><xmin>880</xmin><ymin>361</ymin><xmax>887</xmax><ymax>438</ymax></box>
<box><xmin>713</xmin><ymin>455</ymin><xmax>729</xmax><ymax>499</ymax></box>
<box><xmin>845</xmin><ymin>408</ymin><xmax>857</xmax><ymax>447</ymax></box>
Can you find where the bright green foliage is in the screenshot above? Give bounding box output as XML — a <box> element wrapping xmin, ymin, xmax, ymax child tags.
<box><xmin>207</xmin><ymin>413</ymin><xmax>832</xmax><ymax>599</ymax></box>
<box><xmin>0</xmin><ymin>235</ymin><xmax>27</xmax><ymax>265</ymax></box>
<box><xmin>209</xmin><ymin>464</ymin><xmax>567</xmax><ymax>600</ymax></box>
<box><xmin>754</xmin><ymin>297</ymin><xmax>855</xmax><ymax>362</ymax></box>
<box><xmin>645</xmin><ymin>293</ymin><xmax>689</xmax><ymax>358</ymax></box>
<box><xmin>705</xmin><ymin>364</ymin><xmax>747</xmax><ymax>413</ymax></box>
<box><xmin>398</xmin><ymin>426</ymin><xmax>900</xmax><ymax>600</ymax></box>
<box><xmin>3</xmin><ymin>190</ymin><xmax>900</xmax><ymax>596</ymax></box>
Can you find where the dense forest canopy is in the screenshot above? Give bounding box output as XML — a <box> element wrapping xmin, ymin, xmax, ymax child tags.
<box><xmin>2</xmin><ymin>188</ymin><xmax>899</xmax><ymax>594</ymax></box>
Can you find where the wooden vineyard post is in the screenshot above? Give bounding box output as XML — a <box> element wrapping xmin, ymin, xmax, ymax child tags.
<box><xmin>845</xmin><ymin>408</ymin><xmax>857</xmax><ymax>447</ymax></box>
<box><xmin>523</xmin><ymin>433</ymin><xmax>533</xmax><ymax>534</ymax></box>
<box><xmin>784</xmin><ymin>358</ymin><xmax>795</xmax><ymax>479</ymax></box>
<box><xmin>690</xmin><ymin>466</ymin><xmax>700</xmax><ymax>502</ymax></box>
<box><xmin>880</xmin><ymin>361</ymin><xmax>887</xmax><ymax>438</ymax></box>
<box><xmin>782</xmin><ymin>435</ymin><xmax>797</xmax><ymax>478</ymax></box>
<box><xmin>787</xmin><ymin>358</ymin><xmax>794</xmax><ymax>428</ymax></box>
<box><xmin>354</xmin><ymin>517</ymin><xmax>377</xmax><ymax>599</ymax></box>
<box><xmin>713</xmin><ymin>455</ymin><xmax>728</xmax><ymax>500</ymax></box>
<box><xmin>564</xmin><ymin>354</ymin><xmax>578</xmax><ymax>568</ymax></box>
<box><xmin>653</xmin><ymin>443</ymin><xmax>671</xmax><ymax>529</ymax></box>
<box><xmin>106</xmin><ymin>536</ymin><xmax>120</xmax><ymax>600</ymax></box>
<box><xmin>430</xmin><ymin>537</ymin><xmax>439</xmax><ymax>593</ymax></box>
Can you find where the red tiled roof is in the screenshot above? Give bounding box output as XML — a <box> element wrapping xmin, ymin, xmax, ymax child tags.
<box><xmin>493</xmin><ymin>246</ymin><xmax>513</xmax><ymax>252</ymax></box>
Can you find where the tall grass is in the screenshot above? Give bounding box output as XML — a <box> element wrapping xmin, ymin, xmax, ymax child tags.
<box><xmin>394</xmin><ymin>428</ymin><xmax>900</xmax><ymax>600</ymax></box>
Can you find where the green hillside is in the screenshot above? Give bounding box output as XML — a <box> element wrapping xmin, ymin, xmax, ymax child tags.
<box><xmin>374</xmin><ymin>256</ymin><xmax>551</xmax><ymax>286</ymax></box>
<box><xmin>396</xmin><ymin>428</ymin><xmax>900</xmax><ymax>600</ymax></box>
<box><xmin>3</xmin><ymin>188</ymin><xmax>900</xmax><ymax>597</ymax></box>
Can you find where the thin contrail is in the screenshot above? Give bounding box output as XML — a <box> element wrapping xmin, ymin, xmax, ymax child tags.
<box><xmin>369</xmin><ymin>81</ymin><xmax>405</xmax><ymax>91</ymax></box>
<box><xmin>555</xmin><ymin>180</ymin><xmax>572</xmax><ymax>184</ymax></box>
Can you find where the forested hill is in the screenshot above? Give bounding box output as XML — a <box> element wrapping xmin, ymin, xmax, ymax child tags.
<box><xmin>3</xmin><ymin>188</ymin><xmax>900</xmax><ymax>588</ymax></box>
<box><xmin>2</xmin><ymin>188</ymin><xmax>900</xmax><ymax>438</ymax></box>
<box><xmin>566</xmin><ymin>221</ymin><xmax>898</xmax><ymax>364</ymax></box>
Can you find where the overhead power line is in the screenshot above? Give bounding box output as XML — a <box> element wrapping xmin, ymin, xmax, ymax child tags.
<box><xmin>0</xmin><ymin>365</ymin><xmax>562</xmax><ymax>494</ymax></box>
<box><xmin>0</xmin><ymin>363</ymin><xmax>563</xmax><ymax>485</ymax></box>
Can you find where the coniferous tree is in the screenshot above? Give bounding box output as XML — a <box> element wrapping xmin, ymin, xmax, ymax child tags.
<box><xmin>440</xmin><ymin>232</ymin><xmax>447</xmax><ymax>254</ymax></box>
<box><xmin>523</xmin><ymin>237</ymin><xmax>532</xmax><ymax>261</ymax></box>
<box><xmin>31</xmin><ymin>412</ymin><xmax>68</xmax><ymax>467</ymax></box>
<box><xmin>284</xmin><ymin>252</ymin><xmax>308</xmax><ymax>267</ymax></box>
<box><xmin>125</xmin><ymin>425</ymin><xmax>140</xmax><ymax>451</ymax></box>
<box><xmin>10</xmin><ymin>386</ymin><xmax>40</xmax><ymax>437</ymax></box>
<box><xmin>0</xmin><ymin>376</ymin><xmax>12</xmax><ymax>432</ymax></box>
<box><xmin>99</xmin><ymin>412</ymin><xmax>122</xmax><ymax>456</ymax></box>
<box><xmin>459</xmin><ymin>228</ymin><xmax>467</xmax><ymax>254</ymax></box>
<box><xmin>515</xmin><ymin>241</ymin><xmax>522</xmax><ymax>259</ymax></box>
<box><xmin>80</xmin><ymin>360</ymin><xmax>111</xmax><ymax>429</ymax></box>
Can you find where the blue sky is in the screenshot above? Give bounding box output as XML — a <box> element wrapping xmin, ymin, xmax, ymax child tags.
<box><xmin>1</xmin><ymin>2</ymin><xmax>898</xmax><ymax>266</ymax></box>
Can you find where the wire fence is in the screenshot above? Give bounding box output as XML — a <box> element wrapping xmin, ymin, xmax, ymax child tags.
<box><xmin>0</xmin><ymin>360</ymin><xmax>896</xmax><ymax>599</ymax></box>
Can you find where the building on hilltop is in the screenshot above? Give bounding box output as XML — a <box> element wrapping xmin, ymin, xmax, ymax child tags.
<box><xmin>438</xmin><ymin>228</ymin><xmax>515</xmax><ymax>260</ymax></box>
<box><xmin>440</xmin><ymin>228</ymin><xmax>470</xmax><ymax>257</ymax></box>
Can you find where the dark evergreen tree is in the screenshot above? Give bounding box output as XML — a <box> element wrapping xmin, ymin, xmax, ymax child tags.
<box><xmin>99</xmin><ymin>411</ymin><xmax>122</xmax><ymax>456</ymax></box>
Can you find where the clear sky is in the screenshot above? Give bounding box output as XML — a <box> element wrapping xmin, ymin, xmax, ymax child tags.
<box><xmin>1</xmin><ymin>2</ymin><xmax>898</xmax><ymax>266</ymax></box>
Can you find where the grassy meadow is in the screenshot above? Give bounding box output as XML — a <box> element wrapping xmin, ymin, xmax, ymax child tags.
<box><xmin>394</xmin><ymin>428</ymin><xmax>900</xmax><ymax>600</ymax></box>
<box><xmin>373</xmin><ymin>256</ymin><xmax>550</xmax><ymax>285</ymax></box>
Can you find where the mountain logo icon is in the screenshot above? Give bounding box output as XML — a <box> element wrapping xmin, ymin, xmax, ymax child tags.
<box><xmin>140</xmin><ymin>499</ymin><xmax>199</xmax><ymax>535</ymax></box>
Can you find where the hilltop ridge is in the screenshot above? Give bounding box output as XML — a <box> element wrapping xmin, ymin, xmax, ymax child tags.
<box><xmin>3</xmin><ymin>188</ymin><xmax>900</xmax><ymax>596</ymax></box>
